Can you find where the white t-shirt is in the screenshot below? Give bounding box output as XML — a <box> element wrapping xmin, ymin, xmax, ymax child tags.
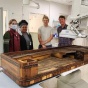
<box><xmin>38</xmin><ymin>26</ymin><xmax>53</xmax><ymax>45</ymax></box>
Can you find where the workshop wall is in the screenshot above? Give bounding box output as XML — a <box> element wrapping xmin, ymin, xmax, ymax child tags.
<box><xmin>0</xmin><ymin>0</ymin><xmax>71</xmax><ymax>26</ymax></box>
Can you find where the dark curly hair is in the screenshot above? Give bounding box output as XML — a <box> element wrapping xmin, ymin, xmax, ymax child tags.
<box><xmin>59</xmin><ymin>15</ymin><xmax>66</xmax><ymax>19</ymax></box>
<box><xmin>18</xmin><ymin>20</ymin><xmax>28</xmax><ymax>27</ymax></box>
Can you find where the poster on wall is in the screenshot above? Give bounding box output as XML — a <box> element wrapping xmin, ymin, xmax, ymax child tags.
<box><xmin>29</xmin><ymin>13</ymin><xmax>44</xmax><ymax>33</ymax></box>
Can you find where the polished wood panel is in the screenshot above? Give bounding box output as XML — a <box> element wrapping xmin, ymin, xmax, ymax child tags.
<box><xmin>1</xmin><ymin>45</ymin><xmax>88</xmax><ymax>87</ymax></box>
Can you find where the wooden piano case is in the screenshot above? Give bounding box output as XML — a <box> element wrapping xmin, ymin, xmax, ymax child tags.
<box><xmin>1</xmin><ymin>45</ymin><xmax>88</xmax><ymax>87</ymax></box>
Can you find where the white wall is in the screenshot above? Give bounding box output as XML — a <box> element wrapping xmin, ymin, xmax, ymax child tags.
<box><xmin>49</xmin><ymin>2</ymin><xmax>71</xmax><ymax>26</ymax></box>
<box><xmin>0</xmin><ymin>0</ymin><xmax>71</xmax><ymax>26</ymax></box>
<box><xmin>0</xmin><ymin>0</ymin><xmax>23</xmax><ymax>22</ymax></box>
<box><xmin>23</xmin><ymin>0</ymin><xmax>71</xmax><ymax>26</ymax></box>
<box><xmin>80</xmin><ymin>5</ymin><xmax>88</xmax><ymax>46</ymax></box>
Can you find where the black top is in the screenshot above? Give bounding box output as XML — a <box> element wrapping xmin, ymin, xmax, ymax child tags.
<box><xmin>20</xmin><ymin>33</ymin><xmax>33</xmax><ymax>51</ymax></box>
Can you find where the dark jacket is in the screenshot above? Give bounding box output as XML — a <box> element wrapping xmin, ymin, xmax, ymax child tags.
<box><xmin>4</xmin><ymin>29</ymin><xmax>20</xmax><ymax>53</ymax></box>
<box><xmin>20</xmin><ymin>33</ymin><xmax>33</xmax><ymax>51</ymax></box>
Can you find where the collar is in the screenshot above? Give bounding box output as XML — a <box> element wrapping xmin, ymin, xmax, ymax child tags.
<box><xmin>10</xmin><ymin>29</ymin><xmax>16</xmax><ymax>33</ymax></box>
<box><xmin>61</xmin><ymin>24</ymin><xmax>67</xmax><ymax>29</ymax></box>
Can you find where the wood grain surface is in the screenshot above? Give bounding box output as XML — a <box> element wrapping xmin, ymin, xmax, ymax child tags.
<box><xmin>1</xmin><ymin>45</ymin><xmax>88</xmax><ymax>87</ymax></box>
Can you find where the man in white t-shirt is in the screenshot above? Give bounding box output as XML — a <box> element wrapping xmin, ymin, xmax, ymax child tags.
<box><xmin>38</xmin><ymin>15</ymin><xmax>53</xmax><ymax>49</ymax></box>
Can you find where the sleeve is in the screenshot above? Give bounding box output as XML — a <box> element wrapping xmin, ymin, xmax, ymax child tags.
<box><xmin>50</xmin><ymin>28</ymin><xmax>53</xmax><ymax>35</ymax></box>
<box><xmin>57</xmin><ymin>27</ymin><xmax>59</xmax><ymax>37</ymax></box>
<box><xmin>57</xmin><ymin>27</ymin><xmax>61</xmax><ymax>34</ymax></box>
<box><xmin>38</xmin><ymin>27</ymin><xmax>41</xmax><ymax>34</ymax></box>
<box><xmin>3</xmin><ymin>31</ymin><xmax>10</xmax><ymax>53</ymax></box>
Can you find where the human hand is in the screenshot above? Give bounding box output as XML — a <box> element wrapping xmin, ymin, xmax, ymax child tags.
<box><xmin>40</xmin><ymin>41</ymin><xmax>46</xmax><ymax>45</ymax></box>
<box><xmin>42</xmin><ymin>45</ymin><xmax>46</xmax><ymax>49</ymax></box>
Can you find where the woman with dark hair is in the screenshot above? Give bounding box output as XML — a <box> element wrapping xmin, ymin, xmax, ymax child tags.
<box><xmin>4</xmin><ymin>19</ymin><xmax>20</xmax><ymax>53</ymax></box>
<box><xmin>18</xmin><ymin>20</ymin><xmax>33</xmax><ymax>50</ymax></box>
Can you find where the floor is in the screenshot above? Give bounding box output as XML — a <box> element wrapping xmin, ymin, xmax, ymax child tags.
<box><xmin>80</xmin><ymin>64</ymin><xmax>88</xmax><ymax>83</ymax></box>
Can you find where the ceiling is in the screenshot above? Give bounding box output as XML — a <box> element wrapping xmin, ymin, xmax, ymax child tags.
<box><xmin>41</xmin><ymin>0</ymin><xmax>73</xmax><ymax>5</ymax></box>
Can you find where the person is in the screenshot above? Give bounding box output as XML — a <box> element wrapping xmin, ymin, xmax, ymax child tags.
<box><xmin>18</xmin><ymin>20</ymin><xmax>33</xmax><ymax>51</ymax></box>
<box><xmin>38</xmin><ymin>15</ymin><xmax>53</xmax><ymax>49</ymax></box>
<box><xmin>4</xmin><ymin>19</ymin><xmax>20</xmax><ymax>53</ymax></box>
<box><xmin>57</xmin><ymin>15</ymin><xmax>74</xmax><ymax>47</ymax></box>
